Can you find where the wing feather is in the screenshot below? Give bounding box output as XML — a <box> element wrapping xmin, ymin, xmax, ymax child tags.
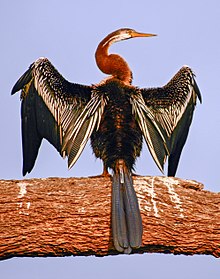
<box><xmin>130</xmin><ymin>91</ymin><xmax>169</xmax><ymax>172</ymax></box>
<box><xmin>63</xmin><ymin>92</ymin><xmax>107</xmax><ymax>168</ymax></box>
<box><xmin>11</xmin><ymin>57</ymin><xmax>94</xmax><ymax>174</ymax></box>
<box><xmin>141</xmin><ymin>66</ymin><xmax>202</xmax><ymax>175</ymax></box>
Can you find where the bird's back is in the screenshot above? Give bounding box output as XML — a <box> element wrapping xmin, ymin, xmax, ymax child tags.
<box><xmin>90</xmin><ymin>79</ymin><xmax>143</xmax><ymax>171</ymax></box>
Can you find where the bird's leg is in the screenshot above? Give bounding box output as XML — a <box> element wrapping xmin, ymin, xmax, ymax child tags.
<box><xmin>89</xmin><ymin>163</ymin><xmax>111</xmax><ymax>178</ymax></box>
<box><xmin>101</xmin><ymin>163</ymin><xmax>111</xmax><ymax>177</ymax></box>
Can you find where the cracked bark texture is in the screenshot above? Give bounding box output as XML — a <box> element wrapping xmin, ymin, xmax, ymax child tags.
<box><xmin>0</xmin><ymin>176</ymin><xmax>219</xmax><ymax>260</ymax></box>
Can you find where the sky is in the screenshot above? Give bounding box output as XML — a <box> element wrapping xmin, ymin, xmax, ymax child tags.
<box><xmin>1</xmin><ymin>0</ymin><xmax>220</xmax><ymax>278</ymax></box>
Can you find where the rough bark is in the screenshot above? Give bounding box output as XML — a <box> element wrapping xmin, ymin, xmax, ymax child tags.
<box><xmin>0</xmin><ymin>175</ymin><xmax>219</xmax><ymax>260</ymax></box>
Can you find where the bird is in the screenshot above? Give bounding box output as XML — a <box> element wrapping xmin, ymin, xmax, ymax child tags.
<box><xmin>11</xmin><ymin>28</ymin><xmax>202</xmax><ymax>254</ymax></box>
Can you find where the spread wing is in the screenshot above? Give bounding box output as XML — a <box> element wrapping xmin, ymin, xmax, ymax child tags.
<box><xmin>130</xmin><ymin>91</ymin><xmax>169</xmax><ymax>173</ymax></box>
<box><xmin>12</xmin><ymin>57</ymin><xmax>105</xmax><ymax>175</ymax></box>
<box><xmin>140</xmin><ymin>66</ymin><xmax>202</xmax><ymax>176</ymax></box>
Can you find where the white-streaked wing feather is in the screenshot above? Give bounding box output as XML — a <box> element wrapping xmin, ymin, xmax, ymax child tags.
<box><xmin>130</xmin><ymin>91</ymin><xmax>168</xmax><ymax>172</ymax></box>
<box><xmin>12</xmin><ymin>57</ymin><xmax>93</xmax><ymax>173</ymax></box>
<box><xmin>142</xmin><ymin>66</ymin><xmax>201</xmax><ymax>139</ymax></box>
<box><xmin>62</xmin><ymin>92</ymin><xmax>107</xmax><ymax>169</ymax></box>
<box><xmin>33</xmin><ymin>58</ymin><xmax>107</xmax><ymax>168</ymax></box>
<box><xmin>33</xmin><ymin>58</ymin><xmax>85</xmax><ymax>138</ymax></box>
<box><xmin>140</xmin><ymin>66</ymin><xmax>201</xmax><ymax>175</ymax></box>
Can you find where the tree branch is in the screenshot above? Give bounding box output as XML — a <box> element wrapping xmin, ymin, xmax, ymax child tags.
<box><xmin>0</xmin><ymin>175</ymin><xmax>219</xmax><ymax>260</ymax></box>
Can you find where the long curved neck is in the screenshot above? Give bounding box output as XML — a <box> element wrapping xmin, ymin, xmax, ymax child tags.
<box><xmin>95</xmin><ymin>35</ymin><xmax>132</xmax><ymax>85</ymax></box>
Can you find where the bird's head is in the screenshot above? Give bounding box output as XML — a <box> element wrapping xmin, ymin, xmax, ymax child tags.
<box><xmin>102</xmin><ymin>28</ymin><xmax>157</xmax><ymax>47</ymax></box>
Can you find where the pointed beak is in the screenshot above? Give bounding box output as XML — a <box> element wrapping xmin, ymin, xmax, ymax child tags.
<box><xmin>131</xmin><ymin>31</ymin><xmax>157</xmax><ymax>38</ymax></box>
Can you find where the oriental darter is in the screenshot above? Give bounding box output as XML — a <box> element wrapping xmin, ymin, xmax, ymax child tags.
<box><xmin>12</xmin><ymin>28</ymin><xmax>202</xmax><ymax>254</ymax></box>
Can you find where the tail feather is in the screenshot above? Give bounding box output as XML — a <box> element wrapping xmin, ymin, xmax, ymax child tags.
<box><xmin>123</xmin><ymin>173</ymin><xmax>142</xmax><ymax>248</ymax></box>
<box><xmin>112</xmin><ymin>160</ymin><xmax>142</xmax><ymax>253</ymax></box>
<box><xmin>112</xmin><ymin>174</ymin><xmax>130</xmax><ymax>253</ymax></box>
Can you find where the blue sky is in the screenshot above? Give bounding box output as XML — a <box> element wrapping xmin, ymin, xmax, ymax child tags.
<box><xmin>1</xmin><ymin>0</ymin><xmax>220</xmax><ymax>278</ymax></box>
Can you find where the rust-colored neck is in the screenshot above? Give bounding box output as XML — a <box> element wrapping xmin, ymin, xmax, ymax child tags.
<box><xmin>95</xmin><ymin>35</ymin><xmax>132</xmax><ymax>85</ymax></box>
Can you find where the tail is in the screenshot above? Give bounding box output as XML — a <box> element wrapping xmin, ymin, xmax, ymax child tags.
<box><xmin>112</xmin><ymin>160</ymin><xmax>142</xmax><ymax>253</ymax></box>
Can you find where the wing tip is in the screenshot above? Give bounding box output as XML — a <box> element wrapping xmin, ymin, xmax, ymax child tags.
<box><xmin>193</xmin><ymin>79</ymin><xmax>202</xmax><ymax>104</ymax></box>
<box><xmin>179</xmin><ymin>65</ymin><xmax>202</xmax><ymax>104</ymax></box>
<box><xmin>182</xmin><ymin>64</ymin><xmax>190</xmax><ymax>68</ymax></box>
<box><xmin>11</xmin><ymin>86</ymin><xmax>17</xmax><ymax>95</ymax></box>
<box><xmin>22</xmin><ymin>167</ymin><xmax>30</xmax><ymax>177</ymax></box>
